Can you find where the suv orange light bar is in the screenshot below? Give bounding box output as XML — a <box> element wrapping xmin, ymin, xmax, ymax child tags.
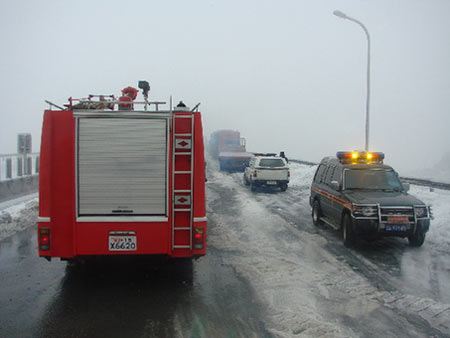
<box><xmin>336</xmin><ymin>151</ymin><xmax>384</xmax><ymax>164</ymax></box>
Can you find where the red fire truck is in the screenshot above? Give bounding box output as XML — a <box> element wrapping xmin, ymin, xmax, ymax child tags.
<box><xmin>208</xmin><ymin>129</ymin><xmax>252</xmax><ymax>171</ymax></box>
<box><xmin>38</xmin><ymin>83</ymin><xmax>207</xmax><ymax>261</ymax></box>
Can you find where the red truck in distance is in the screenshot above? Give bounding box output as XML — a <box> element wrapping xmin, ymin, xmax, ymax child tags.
<box><xmin>208</xmin><ymin>129</ymin><xmax>253</xmax><ymax>172</ymax></box>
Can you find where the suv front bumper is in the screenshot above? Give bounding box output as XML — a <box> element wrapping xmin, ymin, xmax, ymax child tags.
<box><xmin>352</xmin><ymin>218</ymin><xmax>430</xmax><ymax>238</ymax></box>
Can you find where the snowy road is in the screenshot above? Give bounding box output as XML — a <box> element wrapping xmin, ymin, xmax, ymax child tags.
<box><xmin>206</xmin><ymin>162</ymin><xmax>450</xmax><ymax>337</ymax></box>
<box><xmin>0</xmin><ymin>210</ymin><xmax>269</xmax><ymax>337</ymax></box>
<box><xmin>1</xmin><ymin>163</ymin><xmax>450</xmax><ymax>337</ymax></box>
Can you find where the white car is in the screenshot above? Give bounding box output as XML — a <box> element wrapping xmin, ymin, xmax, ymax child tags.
<box><xmin>244</xmin><ymin>155</ymin><xmax>290</xmax><ymax>191</ymax></box>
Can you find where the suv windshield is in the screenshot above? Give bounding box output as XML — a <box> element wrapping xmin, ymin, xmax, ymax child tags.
<box><xmin>259</xmin><ymin>158</ymin><xmax>285</xmax><ymax>167</ymax></box>
<box><xmin>344</xmin><ymin>169</ymin><xmax>403</xmax><ymax>191</ymax></box>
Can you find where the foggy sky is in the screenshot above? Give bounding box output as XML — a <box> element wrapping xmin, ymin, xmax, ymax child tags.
<box><xmin>1</xmin><ymin>0</ymin><xmax>449</xmax><ymax>176</ymax></box>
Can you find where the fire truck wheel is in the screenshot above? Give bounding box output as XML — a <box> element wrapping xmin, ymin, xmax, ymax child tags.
<box><xmin>312</xmin><ymin>200</ymin><xmax>323</xmax><ymax>226</ymax></box>
<box><xmin>408</xmin><ymin>226</ymin><xmax>426</xmax><ymax>247</ymax></box>
<box><xmin>342</xmin><ymin>214</ymin><xmax>356</xmax><ymax>247</ymax></box>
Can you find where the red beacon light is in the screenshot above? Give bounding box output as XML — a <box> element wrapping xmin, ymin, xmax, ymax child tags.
<box><xmin>336</xmin><ymin>151</ymin><xmax>384</xmax><ymax>164</ymax></box>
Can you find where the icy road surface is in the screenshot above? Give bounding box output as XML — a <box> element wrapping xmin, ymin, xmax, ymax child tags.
<box><xmin>206</xmin><ymin>162</ymin><xmax>450</xmax><ymax>337</ymax></box>
<box><xmin>1</xmin><ymin>163</ymin><xmax>450</xmax><ymax>337</ymax></box>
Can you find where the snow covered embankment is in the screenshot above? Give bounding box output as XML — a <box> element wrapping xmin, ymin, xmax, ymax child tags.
<box><xmin>0</xmin><ymin>197</ymin><xmax>38</xmax><ymax>241</ymax></box>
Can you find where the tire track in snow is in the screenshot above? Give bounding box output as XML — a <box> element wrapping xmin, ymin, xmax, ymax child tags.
<box><xmin>243</xmin><ymin>165</ymin><xmax>450</xmax><ymax>337</ymax></box>
<box><xmin>206</xmin><ymin>169</ymin><xmax>356</xmax><ymax>337</ymax></box>
<box><xmin>208</xmin><ymin>166</ymin><xmax>450</xmax><ymax>337</ymax></box>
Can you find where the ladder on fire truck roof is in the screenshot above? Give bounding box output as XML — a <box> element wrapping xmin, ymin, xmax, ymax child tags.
<box><xmin>172</xmin><ymin>111</ymin><xmax>194</xmax><ymax>252</ymax></box>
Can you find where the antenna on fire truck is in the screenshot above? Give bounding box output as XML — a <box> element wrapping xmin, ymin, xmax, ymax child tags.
<box><xmin>44</xmin><ymin>100</ymin><xmax>66</xmax><ymax>110</ymax></box>
<box><xmin>191</xmin><ymin>103</ymin><xmax>201</xmax><ymax>112</ymax></box>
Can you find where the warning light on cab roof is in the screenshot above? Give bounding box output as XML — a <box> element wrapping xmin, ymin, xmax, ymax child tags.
<box><xmin>336</xmin><ymin>151</ymin><xmax>384</xmax><ymax>164</ymax></box>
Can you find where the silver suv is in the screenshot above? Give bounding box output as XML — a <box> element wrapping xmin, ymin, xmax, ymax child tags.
<box><xmin>244</xmin><ymin>155</ymin><xmax>289</xmax><ymax>192</ymax></box>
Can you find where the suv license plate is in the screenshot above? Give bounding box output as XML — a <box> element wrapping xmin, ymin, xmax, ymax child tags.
<box><xmin>267</xmin><ymin>181</ymin><xmax>277</xmax><ymax>185</ymax></box>
<box><xmin>385</xmin><ymin>225</ymin><xmax>406</xmax><ymax>232</ymax></box>
<box><xmin>387</xmin><ymin>216</ymin><xmax>409</xmax><ymax>223</ymax></box>
<box><xmin>109</xmin><ymin>236</ymin><xmax>137</xmax><ymax>251</ymax></box>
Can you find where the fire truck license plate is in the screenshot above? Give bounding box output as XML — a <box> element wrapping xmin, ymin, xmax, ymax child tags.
<box><xmin>109</xmin><ymin>236</ymin><xmax>137</xmax><ymax>251</ymax></box>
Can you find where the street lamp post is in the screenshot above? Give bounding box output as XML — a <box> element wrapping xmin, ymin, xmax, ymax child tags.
<box><xmin>333</xmin><ymin>10</ymin><xmax>371</xmax><ymax>152</ymax></box>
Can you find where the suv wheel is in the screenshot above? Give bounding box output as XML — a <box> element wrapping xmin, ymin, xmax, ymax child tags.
<box><xmin>243</xmin><ymin>174</ymin><xmax>250</xmax><ymax>186</ymax></box>
<box><xmin>408</xmin><ymin>226</ymin><xmax>426</xmax><ymax>247</ymax></box>
<box><xmin>342</xmin><ymin>214</ymin><xmax>356</xmax><ymax>247</ymax></box>
<box><xmin>312</xmin><ymin>200</ymin><xmax>323</xmax><ymax>226</ymax></box>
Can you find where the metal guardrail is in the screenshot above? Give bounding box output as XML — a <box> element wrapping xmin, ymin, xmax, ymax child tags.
<box><xmin>289</xmin><ymin>159</ymin><xmax>450</xmax><ymax>191</ymax></box>
<box><xmin>2</xmin><ymin>151</ymin><xmax>449</xmax><ymax>192</ymax></box>
<box><xmin>289</xmin><ymin>159</ymin><xmax>319</xmax><ymax>166</ymax></box>
<box><xmin>0</xmin><ymin>153</ymin><xmax>40</xmax><ymax>182</ymax></box>
<box><xmin>400</xmin><ymin>177</ymin><xmax>450</xmax><ymax>191</ymax></box>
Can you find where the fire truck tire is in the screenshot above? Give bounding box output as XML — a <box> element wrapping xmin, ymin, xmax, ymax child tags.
<box><xmin>342</xmin><ymin>214</ymin><xmax>356</xmax><ymax>247</ymax></box>
<box><xmin>408</xmin><ymin>226</ymin><xmax>426</xmax><ymax>247</ymax></box>
<box><xmin>312</xmin><ymin>200</ymin><xmax>323</xmax><ymax>226</ymax></box>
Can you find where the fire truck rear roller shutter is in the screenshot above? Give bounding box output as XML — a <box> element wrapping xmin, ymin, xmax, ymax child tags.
<box><xmin>77</xmin><ymin>117</ymin><xmax>168</xmax><ymax>216</ymax></box>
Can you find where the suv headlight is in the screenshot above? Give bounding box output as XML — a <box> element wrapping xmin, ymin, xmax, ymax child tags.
<box><xmin>415</xmin><ymin>206</ymin><xmax>428</xmax><ymax>218</ymax></box>
<box><xmin>353</xmin><ymin>205</ymin><xmax>378</xmax><ymax>217</ymax></box>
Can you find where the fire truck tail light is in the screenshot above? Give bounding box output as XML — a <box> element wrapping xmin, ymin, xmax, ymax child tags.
<box><xmin>39</xmin><ymin>228</ymin><xmax>50</xmax><ymax>251</ymax></box>
<box><xmin>193</xmin><ymin>227</ymin><xmax>204</xmax><ymax>249</ymax></box>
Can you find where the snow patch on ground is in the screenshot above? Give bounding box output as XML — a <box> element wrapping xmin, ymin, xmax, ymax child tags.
<box><xmin>288</xmin><ymin>163</ymin><xmax>317</xmax><ymax>189</ymax></box>
<box><xmin>207</xmin><ymin>163</ymin><xmax>450</xmax><ymax>337</ymax></box>
<box><xmin>208</xmin><ymin>169</ymin><xmax>361</xmax><ymax>337</ymax></box>
<box><xmin>410</xmin><ymin>185</ymin><xmax>450</xmax><ymax>253</ymax></box>
<box><xmin>0</xmin><ymin>197</ymin><xmax>38</xmax><ymax>240</ymax></box>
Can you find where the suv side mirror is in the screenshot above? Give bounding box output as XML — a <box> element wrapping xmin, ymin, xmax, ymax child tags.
<box><xmin>402</xmin><ymin>182</ymin><xmax>410</xmax><ymax>192</ymax></box>
<box><xmin>330</xmin><ymin>180</ymin><xmax>340</xmax><ymax>191</ymax></box>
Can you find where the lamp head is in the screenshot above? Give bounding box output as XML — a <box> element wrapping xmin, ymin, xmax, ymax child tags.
<box><xmin>333</xmin><ymin>10</ymin><xmax>347</xmax><ymax>19</ymax></box>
